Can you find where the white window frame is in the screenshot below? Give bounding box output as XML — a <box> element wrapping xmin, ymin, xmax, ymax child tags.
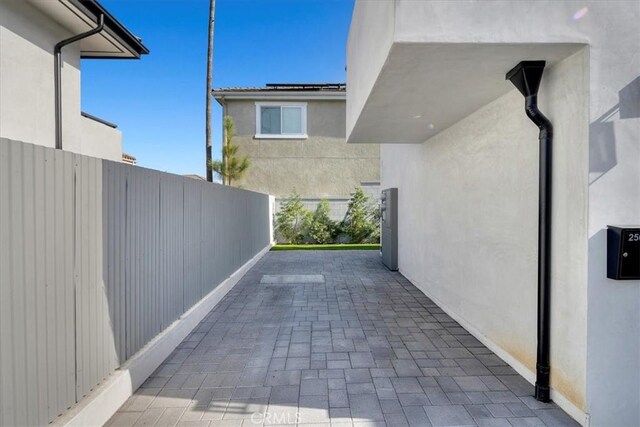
<box><xmin>255</xmin><ymin>102</ymin><xmax>308</xmax><ymax>139</ymax></box>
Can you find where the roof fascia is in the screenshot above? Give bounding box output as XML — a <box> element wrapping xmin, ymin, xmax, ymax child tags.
<box><xmin>212</xmin><ymin>91</ymin><xmax>346</xmax><ymax>103</ymax></box>
<box><xmin>69</xmin><ymin>0</ymin><xmax>149</xmax><ymax>58</ymax></box>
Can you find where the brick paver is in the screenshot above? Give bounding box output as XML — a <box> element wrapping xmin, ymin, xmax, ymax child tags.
<box><xmin>108</xmin><ymin>250</ymin><xmax>578</xmax><ymax>427</ymax></box>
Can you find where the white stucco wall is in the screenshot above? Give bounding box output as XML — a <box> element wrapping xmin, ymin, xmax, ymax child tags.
<box><xmin>584</xmin><ymin>10</ymin><xmax>640</xmax><ymax>427</ymax></box>
<box><xmin>80</xmin><ymin>116</ymin><xmax>122</xmax><ymax>162</ymax></box>
<box><xmin>0</xmin><ymin>0</ymin><xmax>121</xmax><ymax>161</ymax></box>
<box><xmin>352</xmin><ymin>1</ymin><xmax>639</xmax><ymax>424</ymax></box>
<box><xmin>381</xmin><ymin>49</ymin><xmax>589</xmax><ymax>416</ymax></box>
<box><xmin>346</xmin><ymin>0</ymin><xmax>395</xmax><ymax>139</ymax></box>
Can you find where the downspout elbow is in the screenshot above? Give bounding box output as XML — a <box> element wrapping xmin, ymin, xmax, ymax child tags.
<box><xmin>55</xmin><ymin>14</ymin><xmax>105</xmax><ymax>53</ymax></box>
<box><xmin>54</xmin><ymin>14</ymin><xmax>105</xmax><ymax>150</ymax></box>
<box><xmin>525</xmin><ymin>95</ymin><xmax>553</xmax><ymax>138</ymax></box>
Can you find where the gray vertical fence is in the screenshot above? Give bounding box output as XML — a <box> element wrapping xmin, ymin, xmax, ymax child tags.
<box><xmin>0</xmin><ymin>138</ymin><xmax>271</xmax><ymax>425</ymax></box>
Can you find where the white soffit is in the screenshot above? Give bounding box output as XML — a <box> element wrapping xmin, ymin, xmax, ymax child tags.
<box><xmin>347</xmin><ymin>42</ymin><xmax>584</xmax><ymax>144</ymax></box>
<box><xmin>27</xmin><ymin>0</ymin><xmax>137</xmax><ymax>58</ymax></box>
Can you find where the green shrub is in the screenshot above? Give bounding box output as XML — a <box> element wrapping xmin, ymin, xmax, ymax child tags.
<box><xmin>342</xmin><ymin>187</ymin><xmax>380</xmax><ymax>243</ymax></box>
<box><xmin>308</xmin><ymin>200</ymin><xmax>337</xmax><ymax>244</ymax></box>
<box><xmin>275</xmin><ymin>193</ymin><xmax>311</xmax><ymax>244</ymax></box>
<box><xmin>275</xmin><ymin>190</ymin><xmax>380</xmax><ymax>245</ymax></box>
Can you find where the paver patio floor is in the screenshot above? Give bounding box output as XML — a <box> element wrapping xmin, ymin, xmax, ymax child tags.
<box><xmin>108</xmin><ymin>250</ymin><xmax>578</xmax><ymax>427</ymax></box>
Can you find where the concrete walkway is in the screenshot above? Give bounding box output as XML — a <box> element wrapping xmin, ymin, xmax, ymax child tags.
<box><xmin>108</xmin><ymin>251</ymin><xmax>578</xmax><ymax>427</ymax></box>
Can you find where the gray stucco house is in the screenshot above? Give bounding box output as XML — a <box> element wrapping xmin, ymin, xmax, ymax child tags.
<box><xmin>212</xmin><ymin>83</ymin><xmax>380</xmax><ymax>219</ymax></box>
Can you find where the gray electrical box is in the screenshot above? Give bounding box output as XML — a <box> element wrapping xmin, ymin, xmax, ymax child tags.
<box><xmin>381</xmin><ymin>188</ymin><xmax>398</xmax><ymax>271</ymax></box>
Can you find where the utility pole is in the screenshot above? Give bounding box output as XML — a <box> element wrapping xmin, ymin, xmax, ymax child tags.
<box><xmin>205</xmin><ymin>0</ymin><xmax>216</xmax><ymax>182</ymax></box>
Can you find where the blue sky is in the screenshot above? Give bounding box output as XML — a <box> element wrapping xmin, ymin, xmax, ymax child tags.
<box><xmin>81</xmin><ymin>0</ymin><xmax>355</xmax><ymax>176</ymax></box>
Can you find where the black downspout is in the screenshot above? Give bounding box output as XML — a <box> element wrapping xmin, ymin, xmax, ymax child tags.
<box><xmin>506</xmin><ymin>61</ymin><xmax>553</xmax><ymax>403</ymax></box>
<box><xmin>55</xmin><ymin>14</ymin><xmax>105</xmax><ymax>150</ymax></box>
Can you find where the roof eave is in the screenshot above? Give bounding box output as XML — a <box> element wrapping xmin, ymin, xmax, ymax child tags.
<box><xmin>212</xmin><ymin>91</ymin><xmax>346</xmax><ymax>103</ymax></box>
<box><xmin>72</xmin><ymin>0</ymin><xmax>149</xmax><ymax>58</ymax></box>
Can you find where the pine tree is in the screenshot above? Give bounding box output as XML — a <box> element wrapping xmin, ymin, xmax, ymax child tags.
<box><xmin>208</xmin><ymin>116</ymin><xmax>250</xmax><ymax>186</ymax></box>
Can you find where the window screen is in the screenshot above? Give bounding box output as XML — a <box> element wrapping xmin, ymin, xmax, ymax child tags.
<box><xmin>260</xmin><ymin>107</ymin><xmax>281</xmax><ymax>134</ymax></box>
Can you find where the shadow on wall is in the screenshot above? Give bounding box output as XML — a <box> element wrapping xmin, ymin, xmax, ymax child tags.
<box><xmin>589</xmin><ymin>76</ymin><xmax>640</xmax><ymax>184</ymax></box>
<box><xmin>0</xmin><ymin>3</ymin><xmax>60</xmax><ymax>54</ymax></box>
<box><xmin>100</xmin><ymin>164</ymin><xmax>272</xmax><ymax>367</ymax></box>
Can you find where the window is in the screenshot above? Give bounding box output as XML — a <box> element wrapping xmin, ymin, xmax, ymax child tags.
<box><xmin>255</xmin><ymin>103</ymin><xmax>307</xmax><ymax>139</ymax></box>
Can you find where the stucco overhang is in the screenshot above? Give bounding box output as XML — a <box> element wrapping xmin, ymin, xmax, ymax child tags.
<box><xmin>27</xmin><ymin>0</ymin><xmax>149</xmax><ymax>58</ymax></box>
<box><xmin>345</xmin><ymin>1</ymin><xmax>589</xmax><ymax>144</ymax></box>
<box><xmin>346</xmin><ymin>42</ymin><xmax>583</xmax><ymax>144</ymax></box>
